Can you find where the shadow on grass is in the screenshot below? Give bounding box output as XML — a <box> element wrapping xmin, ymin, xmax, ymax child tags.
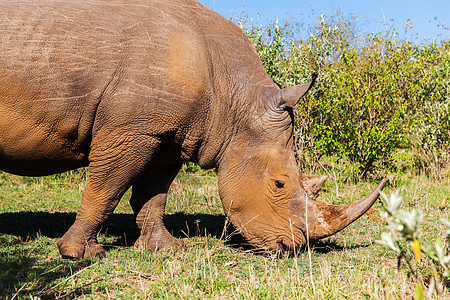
<box><xmin>310</xmin><ymin>239</ymin><xmax>374</xmax><ymax>254</ymax></box>
<box><xmin>0</xmin><ymin>212</ymin><xmax>371</xmax><ymax>297</ymax></box>
<box><xmin>0</xmin><ymin>211</ymin><xmax>244</xmax><ymax>248</ymax></box>
<box><xmin>0</xmin><ymin>211</ymin><xmax>369</xmax><ymax>254</ymax></box>
<box><xmin>0</xmin><ymin>230</ymin><xmax>94</xmax><ymax>299</ymax></box>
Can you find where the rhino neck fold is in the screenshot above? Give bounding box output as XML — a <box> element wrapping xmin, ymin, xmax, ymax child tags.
<box><xmin>193</xmin><ymin>17</ymin><xmax>280</xmax><ymax>169</ymax></box>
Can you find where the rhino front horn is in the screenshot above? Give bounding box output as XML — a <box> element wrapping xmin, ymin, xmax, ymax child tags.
<box><xmin>307</xmin><ymin>178</ymin><xmax>387</xmax><ymax>240</ymax></box>
<box><xmin>278</xmin><ymin>73</ymin><xmax>317</xmax><ymax>108</ymax></box>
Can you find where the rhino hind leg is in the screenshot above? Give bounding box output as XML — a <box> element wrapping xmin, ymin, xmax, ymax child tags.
<box><xmin>130</xmin><ymin>164</ymin><xmax>185</xmax><ymax>251</ymax></box>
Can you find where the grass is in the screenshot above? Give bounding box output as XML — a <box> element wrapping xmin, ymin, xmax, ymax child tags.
<box><xmin>0</xmin><ymin>166</ymin><xmax>449</xmax><ymax>299</ymax></box>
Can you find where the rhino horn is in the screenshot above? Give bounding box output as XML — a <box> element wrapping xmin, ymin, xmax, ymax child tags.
<box><xmin>303</xmin><ymin>174</ymin><xmax>327</xmax><ymax>200</ymax></box>
<box><xmin>278</xmin><ymin>73</ymin><xmax>317</xmax><ymax>108</ymax></box>
<box><xmin>307</xmin><ymin>178</ymin><xmax>387</xmax><ymax>240</ymax></box>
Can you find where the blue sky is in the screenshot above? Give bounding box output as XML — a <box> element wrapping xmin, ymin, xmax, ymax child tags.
<box><xmin>199</xmin><ymin>0</ymin><xmax>449</xmax><ymax>43</ymax></box>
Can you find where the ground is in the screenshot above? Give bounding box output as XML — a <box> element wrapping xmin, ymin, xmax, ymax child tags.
<box><xmin>1</xmin><ymin>166</ymin><xmax>449</xmax><ymax>299</ymax></box>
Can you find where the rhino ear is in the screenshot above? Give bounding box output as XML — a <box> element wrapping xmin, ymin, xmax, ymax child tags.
<box><xmin>277</xmin><ymin>73</ymin><xmax>317</xmax><ymax>108</ymax></box>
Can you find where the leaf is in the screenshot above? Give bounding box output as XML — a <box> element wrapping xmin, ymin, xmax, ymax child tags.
<box><xmin>412</xmin><ymin>240</ymin><xmax>421</xmax><ymax>261</ymax></box>
<box><xmin>381</xmin><ymin>191</ymin><xmax>403</xmax><ymax>215</ymax></box>
<box><xmin>398</xmin><ymin>209</ymin><xmax>424</xmax><ymax>238</ymax></box>
<box><xmin>440</xmin><ymin>218</ymin><xmax>450</xmax><ymax>235</ymax></box>
<box><xmin>376</xmin><ymin>232</ymin><xmax>400</xmax><ymax>252</ymax></box>
<box><xmin>426</xmin><ymin>276</ymin><xmax>435</xmax><ymax>299</ymax></box>
<box><xmin>414</xmin><ymin>282</ymin><xmax>424</xmax><ymax>300</ymax></box>
<box><xmin>435</xmin><ymin>242</ymin><xmax>444</xmax><ymax>261</ymax></box>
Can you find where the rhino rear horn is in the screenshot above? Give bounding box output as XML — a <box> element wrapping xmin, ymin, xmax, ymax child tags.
<box><xmin>303</xmin><ymin>174</ymin><xmax>327</xmax><ymax>199</ymax></box>
<box><xmin>278</xmin><ymin>73</ymin><xmax>317</xmax><ymax>108</ymax></box>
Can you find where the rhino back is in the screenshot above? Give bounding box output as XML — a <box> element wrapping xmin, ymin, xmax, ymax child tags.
<box><xmin>0</xmin><ymin>0</ymin><xmax>275</xmax><ymax>175</ymax></box>
<box><xmin>0</xmin><ymin>0</ymin><xmax>225</xmax><ymax>175</ymax></box>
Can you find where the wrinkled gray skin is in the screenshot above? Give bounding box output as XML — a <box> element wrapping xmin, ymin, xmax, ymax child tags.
<box><xmin>0</xmin><ymin>0</ymin><xmax>385</xmax><ymax>258</ymax></box>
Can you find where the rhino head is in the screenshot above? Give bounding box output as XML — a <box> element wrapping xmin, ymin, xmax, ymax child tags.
<box><xmin>216</xmin><ymin>75</ymin><xmax>386</xmax><ymax>253</ymax></box>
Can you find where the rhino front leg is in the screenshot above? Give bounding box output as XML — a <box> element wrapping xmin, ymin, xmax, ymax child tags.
<box><xmin>57</xmin><ymin>136</ymin><xmax>157</xmax><ymax>259</ymax></box>
<box><xmin>56</xmin><ymin>176</ymin><xmax>127</xmax><ymax>259</ymax></box>
<box><xmin>130</xmin><ymin>164</ymin><xmax>185</xmax><ymax>251</ymax></box>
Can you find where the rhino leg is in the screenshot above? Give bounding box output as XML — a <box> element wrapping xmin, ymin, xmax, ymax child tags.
<box><xmin>56</xmin><ymin>218</ymin><xmax>106</xmax><ymax>259</ymax></box>
<box><xmin>56</xmin><ymin>173</ymin><xmax>132</xmax><ymax>259</ymax></box>
<box><xmin>57</xmin><ymin>135</ymin><xmax>158</xmax><ymax>259</ymax></box>
<box><xmin>130</xmin><ymin>164</ymin><xmax>185</xmax><ymax>251</ymax></box>
<box><xmin>56</xmin><ymin>177</ymin><xmax>121</xmax><ymax>259</ymax></box>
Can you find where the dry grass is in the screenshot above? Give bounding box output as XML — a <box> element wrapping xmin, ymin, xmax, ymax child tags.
<box><xmin>0</xmin><ymin>167</ymin><xmax>449</xmax><ymax>299</ymax></box>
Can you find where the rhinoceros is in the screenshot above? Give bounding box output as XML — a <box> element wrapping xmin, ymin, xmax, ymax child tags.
<box><xmin>0</xmin><ymin>0</ymin><xmax>385</xmax><ymax>258</ymax></box>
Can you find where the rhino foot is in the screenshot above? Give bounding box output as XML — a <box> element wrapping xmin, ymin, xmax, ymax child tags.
<box><xmin>134</xmin><ymin>229</ymin><xmax>185</xmax><ymax>251</ymax></box>
<box><xmin>57</xmin><ymin>241</ymin><xmax>106</xmax><ymax>259</ymax></box>
<box><xmin>57</xmin><ymin>241</ymin><xmax>84</xmax><ymax>259</ymax></box>
<box><xmin>83</xmin><ymin>243</ymin><xmax>106</xmax><ymax>259</ymax></box>
<box><xmin>56</xmin><ymin>239</ymin><xmax>106</xmax><ymax>259</ymax></box>
<box><xmin>56</xmin><ymin>219</ymin><xmax>105</xmax><ymax>259</ymax></box>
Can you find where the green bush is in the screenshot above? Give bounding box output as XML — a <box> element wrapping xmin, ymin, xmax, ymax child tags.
<box><xmin>412</xmin><ymin>42</ymin><xmax>450</xmax><ymax>179</ymax></box>
<box><xmin>377</xmin><ymin>191</ymin><xmax>450</xmax><ymax>297</ymax></box>
<box><xmin>243</xmin><ymin>13</ymin><xmax>449</xmax><ymax>180</ymax></box>
<box><xmin>301</xmin><ymin>37</ymin><xmax>432</xmax><ymax>179</ymax></box>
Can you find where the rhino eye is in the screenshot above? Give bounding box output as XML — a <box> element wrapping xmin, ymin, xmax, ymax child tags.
<box><xmin>275</xmin><ymin>180</ymin><xmax>285</xmax><ymax>189</ymax></box>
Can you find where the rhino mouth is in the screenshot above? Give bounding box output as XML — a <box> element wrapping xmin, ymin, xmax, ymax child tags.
<box><xmin>260</xmin><ymin>235</ymin><xmax>305</xmax><ymax>257</ymax></box>
<box><xmin>276</xmin><ymin>238</ymin><xmax>304</xmax><ymax>256</ymax></box>
<box><xmin>258</xmin><ymin>231</ymin><xmax>306</xmax><ymax>256</ymax></box>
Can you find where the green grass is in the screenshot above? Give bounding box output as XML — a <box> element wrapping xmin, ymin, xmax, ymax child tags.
<box><xmin>1</xmin><ymin>167</ymin><xmax>449</xmax><ymax>299</ymax></box>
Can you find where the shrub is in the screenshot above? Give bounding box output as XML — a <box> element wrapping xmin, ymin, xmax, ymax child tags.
<box><xmin>243</xmin><ymin>13</ymin><xmax>449</xmax><ymax>180</ymax></box>
<box><xmin>302</xmin><ymin>37</ymin><xmax>434</xmax><ymax>179</ymax></box>
<box><xmin>411</xmin><ymin>42</ymin><xmax>450</xmax><ymax>179</ymax></box>
<box><xmin>377</xmin><ymin>191</ymin><xmax>450</xmax><ymax>298</ymax></box>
